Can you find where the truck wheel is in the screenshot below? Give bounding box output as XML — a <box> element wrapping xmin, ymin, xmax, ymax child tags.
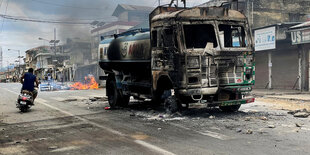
<box><xmin>219</xmin><ymin>105</ymin><xmax>241</xmax><ymax>112</ymax></box>
<box><xmin>164</xmin><ymin>96</ymin><xmax>180</xmax><ymax>113</ymax></box>
<box><xmin>120</xmin><ymin>95</ymin><xmax>130</xmax><ymax>107</ymax></box>
<box><xmin>107</xmin><ymin>78</ymin><xmax>121</xmax><ymax>108</ymax></box>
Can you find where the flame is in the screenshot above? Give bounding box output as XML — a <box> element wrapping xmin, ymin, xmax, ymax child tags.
<box><xmin>70</xmin><ymin>75</ymin><xmax>99</xmax><ymax>90</ymax></box>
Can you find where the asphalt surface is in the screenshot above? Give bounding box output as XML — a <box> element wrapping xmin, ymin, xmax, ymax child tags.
<box><xmin>0</xmin><ymin>83</ymin><xmax>310</xmax><ymax>155</ymax></box>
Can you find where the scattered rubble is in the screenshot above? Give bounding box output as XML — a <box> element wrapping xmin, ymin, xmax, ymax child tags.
<box><xmin>287</xmin><ymin>109</ymin><xmax>310</xmax><ymax>118</ymax></box>
<box><xmin>48</xmin><ymin>146</ymin><xmax>58</xmax><ymax>149</ymax></box>
<box><xmin>295</xmin><ymin>123</ymin><xmax>302</xmax><ymax>127</ymax></box>
<box><xmin>246</xmin><ymin>129</ymin><xmax>253</xmax><ymax>134</ymax></box>
<box><xmin>244</xmin><ymin>117</ymin><xmax>251</xmax><ymax>121</ymax></box>
<box><xmin>89</xmin><ymin>97</ymin><xmax>107</xmax><ymax>102</ymax></box>
<box><xmin>236</xmin><ymin>128</ymin><xmax>242</xmax><ymax>133</ymax></box>
<box><xmin>209</xmin><ymin>115</ymin><xmax>215</xmax><ymax>119</ymax></box>
<box><xmin>260</xmin><ymin>116</ymin><xmax>268</xmax><ymax>121</ymax></box>
<box><xmin>62</xmin><ymin>99</ymin><xmax>78</xmax><ymax>102</ymax></box>
<box><xmin>293</xmin><ymin>112</ymin><xmax>309</xmax><ymax>118</ymax></box>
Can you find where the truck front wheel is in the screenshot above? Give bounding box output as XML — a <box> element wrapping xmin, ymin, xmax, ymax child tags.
<box><xmin>164</xmin><ymin>96</ymin><xmax>180</xmax><ymax>113</ymax></box>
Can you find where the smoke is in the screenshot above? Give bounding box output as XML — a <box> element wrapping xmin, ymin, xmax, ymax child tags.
<box><xmin>55</xmin><ymin>0</ymin><xmax>115</xmax><ymax>41</ymax></box>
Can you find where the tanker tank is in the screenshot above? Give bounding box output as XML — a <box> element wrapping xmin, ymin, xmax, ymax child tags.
<box><xmin>99</xmin><ymin>29</ymin><xmax>151</xmax><ymax>73</ymax></box>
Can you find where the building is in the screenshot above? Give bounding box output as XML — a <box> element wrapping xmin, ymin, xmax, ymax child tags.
<box><xmin>25</xmin><ymin>46</ymin><xmax>69</xmax><ymax>80</ymax></box>
<box><xmin>112</xmin><ymin>4</ymin><xmax>154</xmax><ymax>22</ymax></box>
<box><xmin>200</xmin><ymin>0</ymin><xmax>310</xmax><ymax>91</ymax></box>
<box><xmin>62</xmin><ymin>38</ymin><xmax>97</xmax><ymax>82</ymax></box>
<box><xmin>0</xmin><ymin>72</ymin><xmax>6</xmax><ymax>82</ymax></box>
<box><xmin>200</xmin><ymin>0</ymin><xmax>310</xmax><ymax>29</ymax></box>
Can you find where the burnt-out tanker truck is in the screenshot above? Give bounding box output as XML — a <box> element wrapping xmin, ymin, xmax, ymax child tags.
<box><xmin>99</xmin><ymin>6</ymin><xmax>255</xmax><ymax>112</ymax></box>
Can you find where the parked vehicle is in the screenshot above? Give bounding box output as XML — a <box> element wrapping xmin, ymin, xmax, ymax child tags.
<box><xmin>16</xmin><ymin>90</ymin><xmax>34</xmax><ymax>112</ymax></box>
<box><xmin>99</xmin><ymin>6</ymin><xmax>255</xmax><ymax>112</ymax></box>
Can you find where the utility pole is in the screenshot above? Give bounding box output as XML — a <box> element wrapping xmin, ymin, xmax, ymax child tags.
<box><xmin>0</xmin><ymin>47</ymin><xmax>2</xmax><ymax>72</ymax></box>
<box><xmin>53</xmin><ymin>28</ymin><xmax>57</xmax><ymax>80</ymax></box>
<box><xmin>18</xmin><ymin>50</ymin><xmax>20</xmax><ymax>77</ymax></box>
<box><xmin>158</xmin><ymin>0</ymin><xmax>160</xmax><ymax>6</ymax></box>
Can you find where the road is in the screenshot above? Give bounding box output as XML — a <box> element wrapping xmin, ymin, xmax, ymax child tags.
<box><xmin>1</xmin><ymin>83</ymin><xmax>310</xmax><ymax>155</ymax></box>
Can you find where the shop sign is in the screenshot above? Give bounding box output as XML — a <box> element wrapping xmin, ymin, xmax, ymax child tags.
<box><xmin>254</xmin><ymin>26</ymin><xmax>276</xmax><ymax>51</ymax></box>
<box><xmin>291</xmin><ymin>29</ymin><xmax>310</xmax><ymax>45</ymax></box>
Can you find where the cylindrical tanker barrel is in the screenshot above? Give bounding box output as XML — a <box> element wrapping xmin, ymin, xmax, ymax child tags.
<box><xmin>99</xmin><ymin>30</ymin><xmax>151</xmax><ymax>72</ymax></box>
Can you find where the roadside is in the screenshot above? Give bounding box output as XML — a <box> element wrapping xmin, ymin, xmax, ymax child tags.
<box><xmin>253</xmin><ymin>88</ymin><xmax>310</xmax><ymax>117</ymax></box>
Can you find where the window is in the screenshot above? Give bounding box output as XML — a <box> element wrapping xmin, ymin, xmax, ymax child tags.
<box><xmin>100</xmin><ymin>48</ymin><xmax>104</xmax><ymax>59</ymax></box>
<box><xmin>104</xmin><ymin>47</ymin><xmax>107</xmax><ymax>56</ymax></box>
<box><xmin>152</xmin><ymin>30</ymin><xmax>157</xmax><ymax>47</ymax></box>
<box><xmin>183</xmin><ymin>24</ymin><xmax>218</xmax><ymax>49</ymax></box>
<box><xmin>218</xmin><ymin>24</ymin><xmax>247</xmax><ymax>47</ymax></box>
<box><xmin>163</xmin><ymin>28</ymin><xmax>174</xmax><ymax>47</ymax></box>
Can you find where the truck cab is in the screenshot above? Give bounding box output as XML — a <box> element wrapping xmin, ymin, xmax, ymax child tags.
<box><xmin>149</xmin><ymin>7</ymin><xmax>255</xmax><ymax>112</ymax></box>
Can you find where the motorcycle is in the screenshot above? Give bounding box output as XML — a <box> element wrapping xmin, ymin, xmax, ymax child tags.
<box><xmin>16</xmin><ymin>90</ymin><xmax>34</xmax><ymax>112</ymax></box>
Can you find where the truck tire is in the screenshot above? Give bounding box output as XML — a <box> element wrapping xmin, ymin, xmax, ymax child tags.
<box><xmin>219</xmin><ymin>105</ymin><xmax>241</xmax><ymax>112</ymax></box>
<box><xmin>164</xmin><ymin>96</ymin><xmax>180</xmax><ymax>113</ymax></box>
<box><xmin>120</xmin><ymin>95</ymin><xmax>130</xmax><ymax>107</ymax></box>
<box><xmin>106</xmin><ymin>78</ymin><xmax>121</xmax><ymax>108</ymax></box>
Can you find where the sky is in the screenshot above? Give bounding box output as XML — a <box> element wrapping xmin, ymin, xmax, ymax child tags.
<box><xmin>0</xmin><ymin>0</ymin><xmax>207</xmax><ymax>68</ymax></box>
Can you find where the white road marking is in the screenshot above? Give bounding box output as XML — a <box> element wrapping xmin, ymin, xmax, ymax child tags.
<box><xmin>50</xmin><ymin>146</ymin><xmax>80</xmax><ymax>152</ymax></box>
<box><xmin>196</xmin><ymin>130</ymin><xmax>231</xmax><ymax>140</ymax></box>
<box><xmin>37</xmin><ymin>99</ymin><xmax>175</xmax><ymax>154</ymax></box>
<box><xmin>35</xmin><ymin>98</ymin><xmax>125</xmax><ymax>136</ymax></box>
<box><xmin>169</xmin><ymin>123</ymin><xmax>232</xmax><ymax>140</ymax></box>
<box><xmin>134</xmin><ymin>140</ymin><xmax>176</xmax><ymax>155</ymax></box>
<box><xmin>0</xmin><ymin>89</ymin><xmax>175</xmax><ymax>155</ymax></box>
<box><xmin>3</xmin><ymin>88</ymin><xmax>18</xmax><ymax>95</ymax></box>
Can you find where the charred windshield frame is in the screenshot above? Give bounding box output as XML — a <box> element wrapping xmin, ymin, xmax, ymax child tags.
<box><xmin>216</xmin><ymin>21</ymin><xmax>252</xmax><ymax>50</ymax></box>
<box><xmin>182</xmin><ymin>23</ymin><xmax>218</xmax><ymax>49</ymax></box>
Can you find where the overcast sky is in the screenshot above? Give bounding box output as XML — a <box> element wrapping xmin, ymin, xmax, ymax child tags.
<box><xmin>0</xmin><ymin>0</ymin><xmax>207</xmax><ymax>67</ymax></box>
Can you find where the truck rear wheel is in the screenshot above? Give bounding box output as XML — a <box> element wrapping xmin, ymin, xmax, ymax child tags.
<box><xmin>219</xmin><ymin>105</ymin><xmax>241</xmax><ymax>112</ymax></box>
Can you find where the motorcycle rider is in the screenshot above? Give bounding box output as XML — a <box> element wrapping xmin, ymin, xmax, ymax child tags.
<box><xmin>20</xmin><ymin>68</ymin><xmax>39</xmax><ymax>104</ymax></box>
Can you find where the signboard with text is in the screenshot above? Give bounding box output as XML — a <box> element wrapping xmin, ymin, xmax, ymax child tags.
<box><xmin>291</xmin><ymin>29</ymin><xmax>310</xmax><ymax>45</ymax></box>
<box><xmin>254</xmin><ymin>27</ymin><xmax>276</xmax><ymax>51</ymax></box>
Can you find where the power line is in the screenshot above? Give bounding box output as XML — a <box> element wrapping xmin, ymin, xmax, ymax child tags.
<box><xmin>30</xmin><ymin>0</ymin><xmax>105</xmax><ymax>10</ymax></box>
<box><xmin>0</xmin><ymin>0</ymin><xmax>9</xmax><ymax>34</ymax></box>
<box><xmin>0</xmin><ymin>14</ymin><xmax>98</xmax><ymax>24</ymax></box>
